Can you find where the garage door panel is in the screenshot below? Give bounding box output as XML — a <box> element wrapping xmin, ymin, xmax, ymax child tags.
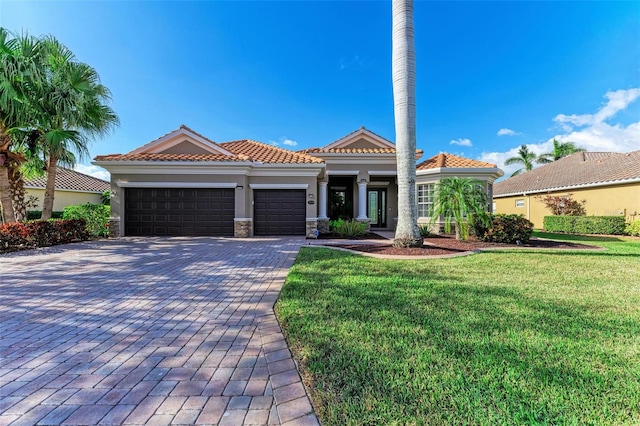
<box><xmin>254</xmin><ymin>189</ymin><xmax>305</xmax><ymax>236</ymax></box>
<box><xmin>125</xmin><ymin>188</ymin><xmax>234</xmax><ymax>236</ymax></box>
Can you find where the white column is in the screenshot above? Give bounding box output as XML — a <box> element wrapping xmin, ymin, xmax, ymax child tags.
<box><xmin>318</xmin><ymin>182</ymin><xmax>328</xmax><ymax>220</ymax></box>
<box><xmin>357</xmin><ymin>181</ymin><xmax>368</xmax><ymax>220</ymax></box>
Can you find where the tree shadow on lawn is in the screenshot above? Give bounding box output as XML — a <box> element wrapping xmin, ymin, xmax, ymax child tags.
<box><xmin>280</xmin><ymin>251</ymin><xmax>640</xmax><ymax>424</ymax></box>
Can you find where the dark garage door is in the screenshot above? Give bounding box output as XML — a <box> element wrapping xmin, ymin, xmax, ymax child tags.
<box><xmin>125</xmin><ymin>188</ymin><xmax>235</xmax><ymax>236</ymax></box>
<box><xmin>254</xmin><ymin>189</ymin><xmax>306</xmax><ymax>236</ymax></box>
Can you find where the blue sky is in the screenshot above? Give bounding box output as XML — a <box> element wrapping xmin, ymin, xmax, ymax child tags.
<box><xmin>1</xmin><ymin>1</ymin><xmax>639</xmax><ymax>179</ymax></box>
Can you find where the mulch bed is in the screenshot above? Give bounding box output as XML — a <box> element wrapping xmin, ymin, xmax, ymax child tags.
<box><xmin>326</xmin><ymin>235</ymin><xmax>602</xmax><ymax>257</ymax></box>
<box><xmin>317</xmin><ymin>232</ymin><xmax>388</xmax><ymax>240</ymax></box>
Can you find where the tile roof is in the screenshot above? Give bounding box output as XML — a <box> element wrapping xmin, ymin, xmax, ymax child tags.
<box><xmin>95</xmin><ymin>140</ymin><xmax>324</xmax><ymax>164</ymax></box>
<box><xmin>218</xmin><ymin>140</ymin><xmax>324</xmax><ymax>164</ymax></box>
<box><xmin>494</xmin><ymin>150</ymin><xmax>640</xmax><ymax>196</ymax></box>
<box><xmin>93</xmin><ymin>153</ymin><xmax>248</xmax><ymax>162</ymax></box>
<box><xmin>25</xmin><ymin>168</ymin><xmax>110</xmax><ymax>193</ymax></box>
<box><xmin>417</xmin><ymin>153</ymin><xmax>497</xmax><ymax>170</ymax></box>
<box><xmin>301</xmin><ymin>147</ymin><xmax>398</xmax><ymax>154</ymax></box>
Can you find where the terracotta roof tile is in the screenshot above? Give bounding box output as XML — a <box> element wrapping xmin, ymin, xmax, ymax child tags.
<box><xmin>94</xmin><ymin>153</ymin><xmax>247</xmax><ymax>162</ymax></box>
<box><xmin>494</xmin><ymin>150</ymin><xmax>640</xmax><ymax>196</ymax></box>
<box><xmin>25</xmin><ymin>168</ymin><xmax>110</xmax><ymax>193</ymax></box>
<box><xmin>417</xmin><ymin>153</ymin><xmax>497</xmax><ymax>170</ymax></box>
<box><xmin>302</xmin><ymin>147</ymin><xmax>398</xmax><ymax>154</ymax></box>
<box><xmin>220</xmin><ymin>140</ymin><xmax>324</xmax><ymax>164</ymax></box>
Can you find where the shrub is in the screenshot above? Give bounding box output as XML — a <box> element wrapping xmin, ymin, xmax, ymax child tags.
<box><xmin>0</xmin><ymin>219</ymin><xmax>89</xmax><ymax>252</ymax></box>
<box><xmin>330</xmin><ymin>218</ymin><xmax>368</xmax><ymax>238</ymax></box>
<box><xmin>418</xmin><ymin>224</ymin><xmax>435</xmax><ymax>237</ymax></box>
<box><xmin>537</xmin><ymin>193</ymin><xmax>586</xmax><ymax>216</ymax></box>
<box><xmin>626</xmin><ymin>220</ymin><xmax>640</xmax><ymax>236</ymax></box>
<box><xmin>472</xmin><ymin>213</ymin><xmax>534</xmax><ymax>244</ymax></box>
<box><xmin>543</xmin><ymin>216</ymin><xmax>626</xmax><ymax>235</ymax></box>
<box><xmin>26</xmin><ymin>211</ymin><xmax>64</xmax><ymax>220</ymax></box>
<box><xmin>63</xmin><ymin>203</ymin><xmax>110</xmax><ymax>237</ymax></box>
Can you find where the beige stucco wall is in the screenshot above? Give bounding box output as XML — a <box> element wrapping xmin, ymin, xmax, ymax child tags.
<box><xmin>493</xmin><ymin>182</ymin><xmax>640</xmax><ymax>228</ymax></box>
<box><xmin>26</xmin><ymin>188</ymin><xmax>103</xmax><ymax>212</ymax></box>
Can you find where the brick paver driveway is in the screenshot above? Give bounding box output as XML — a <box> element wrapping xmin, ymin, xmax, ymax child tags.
<box><xmin>0</xmin><ymin>237</ymin><xmax>319</xmax><ymax>426</ymax></box>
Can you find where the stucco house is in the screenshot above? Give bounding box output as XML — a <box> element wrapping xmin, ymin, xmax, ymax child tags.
<box><xmin>493</xmin><ymin>150</ymin><xmax>640</xmax><ymax>228</ymax></box>
<box><xmin>93</xmin><ymin>125</ymin><xmax>503</xmax><ymax>237</ymax></box>
<box><xmin>25</xmin><ymin>168</ymin><xmax>110</xmax><ymax>212</ymax></box>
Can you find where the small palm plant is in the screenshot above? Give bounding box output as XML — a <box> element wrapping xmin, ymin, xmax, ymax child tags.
<box><xmin>430</xmin><ymin>177</ymin><xmax>489</xmax><ymax>240</ymax></box>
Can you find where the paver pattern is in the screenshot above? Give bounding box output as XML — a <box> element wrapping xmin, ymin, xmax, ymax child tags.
<box><xmin>0</xmin><ymin>237</ymin><xmax>318</xmax><ymax>425</ymax></box>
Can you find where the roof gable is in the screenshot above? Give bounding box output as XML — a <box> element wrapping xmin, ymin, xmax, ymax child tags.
<box><xmin>494</xmin><ymin>150</ymin><xmax>640</xmax><ymax>196</ymax></box>
<box><xmin>129</xmin><ymin>125</ymin><xmax>234</xmax><ymax>156</ymax></box>
<box><xmin>323</xmin><ymin>126</ymin><xmax>396</xmax><ymax>150</ymax></box>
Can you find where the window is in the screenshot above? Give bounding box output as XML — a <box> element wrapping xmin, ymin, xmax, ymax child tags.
<box><xmin>417</xmin><ymin>183</ymin><xmax>435</xmax><ymax>217</ymax></box>
<box><xmin>515</xmin><ymin>199</ymin><xmax>525</xmax><ymax>208</ymax></box>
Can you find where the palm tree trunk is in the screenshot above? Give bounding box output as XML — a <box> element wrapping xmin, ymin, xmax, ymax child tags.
<box><xmin>0</xmin><ymin>130</ymin><xmax>16</xmax><ymax>223</ymax></box>
<box><xmin>0</xmin><ymin>164</ymin><xmax>15</xmax><ymax>223</ymax></box>
<box><xmin>392</xmin><ymin>0</ymin><xmax>422</xmax><ymax>248</ymax></box>
<box><xmin>8</xmin><ymin>161</ymin><xmax>26</xmax><ymax>221</ymax></box>
<box><xmin>41</xmin><ymin>153</ymin><xmax>58</xmax><ymax>221</ymax></box>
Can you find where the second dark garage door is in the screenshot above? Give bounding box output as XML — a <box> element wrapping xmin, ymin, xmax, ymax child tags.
<box><xmin>254</xmin><ymin>189</ymin><xmax>306</xmax><ymax>236</ymax></box>
<box><xmin>125</xmin><ymin>188</ymin><xmax>235</xmax><ymax>236</ymax></box>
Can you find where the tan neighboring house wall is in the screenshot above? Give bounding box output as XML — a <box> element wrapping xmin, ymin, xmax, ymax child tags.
<box><xmin>25</xmin><ymin>188</ymin><xmax>103</xmax><ymax>212</ymax></box>
<box><xmin>494</xmin><ymin>182</ymin><xmax>640</xmax><ymax>229</ymax></box>
<box><xmin>493</xmin><ymin>151</ymin><xmax>640</xmax><ymax>230</ymax></box>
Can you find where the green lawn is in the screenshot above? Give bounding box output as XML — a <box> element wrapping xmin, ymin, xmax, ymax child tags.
<box><xmin>275</xmin><ymin>233</ymin><xmax>640</xmax><ymax>425</ymax></box>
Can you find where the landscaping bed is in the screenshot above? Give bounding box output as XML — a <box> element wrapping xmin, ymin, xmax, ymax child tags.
<box><xmin>326</xmin><ymin>234</ymin><xmax>601</xmax><ymax>256</ymax></box>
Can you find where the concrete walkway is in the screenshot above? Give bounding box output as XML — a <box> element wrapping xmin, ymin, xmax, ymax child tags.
<box><xmin>0</xmin><ymin>238</ymin><xmax>318</xmax><ymax>426</ymax></box>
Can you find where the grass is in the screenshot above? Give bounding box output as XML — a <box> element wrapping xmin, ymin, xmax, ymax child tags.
<box><xmin>275</xmin><ymin>232</ymin><xmax>640</xmax><ymax>425</ymax></box>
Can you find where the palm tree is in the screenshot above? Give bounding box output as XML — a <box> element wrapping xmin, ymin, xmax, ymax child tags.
<box><xmin>0</xmin><ymin>28</ymin><xmax>42</xmax><ymax>223</ymax></box>
<box><xmin>537</xmin><ymin>139</ymin><xmax>585</xmax><ymax>164</ymax></box>
<box><xmin>505</xmin><ymin>144</ymin><xmax>536</xmax><ymax>177</ymax></box>
<box><xmin>430</xmin><ymin>177</ymin><xmax>488</xmax><ymax>240</ymax></box>
<box><xmin>34</xmin><ymin>37</ymin><xmax>118</xmax><ymax>220</ymax></box>
<box><xmin>392</xmin><ymin>0</ymin><xmax>422</xmax><ymax>248</ymax></box>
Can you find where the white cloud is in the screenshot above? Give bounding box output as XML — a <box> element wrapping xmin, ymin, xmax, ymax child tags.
<box><xmin>554</xmin><ymin>88</ymin><xmax>640</xmax><ymax>129</ymax></box>
<box><xmin>497</xmin><ymin>128</ymin><xmax>520</xmax><ymax>136</ymax></box>
<box><xmin>479</xmin><ymin>88</ymin><xmax>640</xmax><ymax>179</ymax></box>
<box><xmin>271</xmin><ymin>137</ymin><xmax>297</xmax><ymax>147</ymax></box>
<box><xmin>450</xmin><ymin>138</ymin><xmax>473</xmax><ymax>147</ymax></box>
<box><xmin>75</xmin><ymin>164</ymin><xmax>110</xmax><ymax>181</ymax></box>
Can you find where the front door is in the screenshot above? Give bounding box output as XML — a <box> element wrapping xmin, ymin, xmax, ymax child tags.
<box><xmin>367</xmin><ymin>188</ymin><xmax>387</xmax><ymax>228</ymax></box>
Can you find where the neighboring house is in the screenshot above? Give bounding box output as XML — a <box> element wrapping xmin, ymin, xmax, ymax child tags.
<box><xmin>25</xmin><ymin>168</ymin><xmax>110</xmax><ymax>212</ymax></box>
<box><xmin>93</xmin><ymin>125</ymin><xmax>503</xmax><ymax>237</ymax></box>
<box><xmin>493</xmin><ymin>151</ymin><xmax>640</xmax><ymax>228</ymax></box>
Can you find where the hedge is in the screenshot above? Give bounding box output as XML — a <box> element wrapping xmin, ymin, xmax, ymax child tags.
<box><xmin>26</xmin><ymin>211</ymin><xmax>64</xmax><ymax>220</ymax></box>
<box><xmin>472</xmin><ymin>213</ymin><xmax>534</xmax><ymax>244</ymax></box>
<box><xmin>543</xmin><ymin>216</ymin><xmax>626</xmax><ymax>235</ymax></box>
<box><xmin>0</xmin><ymin>219</ymin><xmax>90</xmax><ymax>253</ymax></box>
